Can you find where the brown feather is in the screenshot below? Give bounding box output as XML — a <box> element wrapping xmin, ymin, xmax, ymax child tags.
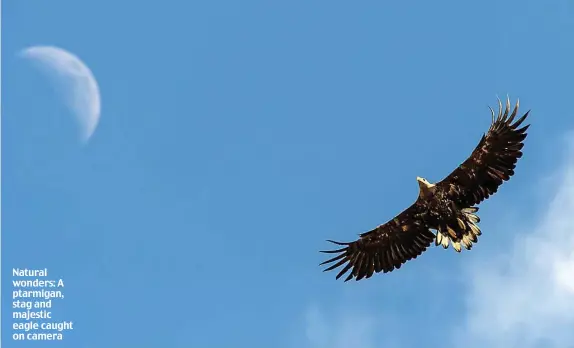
<box><xmin>435</xmin><ymin>97</ymin><xmax>529</xmax><ymax>207</ymax></box>
<box><xmin>320</xmin><ymin>202</ymin><xmax>434</xmax><ymax>282</ymax></box>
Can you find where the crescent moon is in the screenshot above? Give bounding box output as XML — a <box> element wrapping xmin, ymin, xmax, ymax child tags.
<box><xmin>20</xmin><ymin>45</ymin><xmax>101</xmax><ymax>143</ymax></box>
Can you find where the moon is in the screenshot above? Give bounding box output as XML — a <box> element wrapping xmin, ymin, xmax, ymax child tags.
<box><xmin>20</xmin><ymin>45</ymin><xmax>101</xmax><ymax>143</ymax></box>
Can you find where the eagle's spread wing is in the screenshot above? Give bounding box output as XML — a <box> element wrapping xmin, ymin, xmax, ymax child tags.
<box><xmin>320</xmin><ymin>203</ymin><xmax>435</xmax><ymax>282</ymax></box>
<box><xmin>435</xmin><ymin>97</ymin><xmax>530</xmax><ymax>207</ymax></box>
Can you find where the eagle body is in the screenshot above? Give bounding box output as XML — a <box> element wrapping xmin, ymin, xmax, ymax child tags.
<box><xmin>321</xmin><ymin>97</ymin><xmax>530</xmax><ymax>282</ymax></box>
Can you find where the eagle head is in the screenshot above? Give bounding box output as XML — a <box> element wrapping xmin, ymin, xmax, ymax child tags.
<box><xmin>416</xmin><ymin>177</ymin><xmax>436</xmax><ymax>197</ymax></box>
<box><xmin>416</xmin><ymin>176</ymin><xmax>431</xmax><ymax>186</ymax></box>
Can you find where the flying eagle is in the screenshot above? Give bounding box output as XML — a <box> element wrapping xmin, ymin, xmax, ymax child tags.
<box><xmin>320</xmin><ymin>97</ymin><xmax>530</xmax><ymax>282</ymax></box>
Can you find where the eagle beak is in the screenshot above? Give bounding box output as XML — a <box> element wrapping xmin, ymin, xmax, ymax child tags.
<box><xmin>416</xmin><ymin>176</ymin><xmax>423</xmax><ymax>182</ymax></box>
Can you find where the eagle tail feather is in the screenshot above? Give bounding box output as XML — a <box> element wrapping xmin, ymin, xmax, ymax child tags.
<box><xmin>435</xmin><ymin>207</ymin><xmax>482</xmax><ymax>252</ymax></box>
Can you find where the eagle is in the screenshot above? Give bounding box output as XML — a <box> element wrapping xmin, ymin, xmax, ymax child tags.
<box><xmin>320</xmin><ymin>97</ymin><xmax>530</xmax><ymax>282</ymax></box>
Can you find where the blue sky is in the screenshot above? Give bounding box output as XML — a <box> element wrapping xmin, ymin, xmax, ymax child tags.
<box><xmin>2</xmin><ymin>0</ymin><xmax>574</xmax><ymax>347</ymax></box>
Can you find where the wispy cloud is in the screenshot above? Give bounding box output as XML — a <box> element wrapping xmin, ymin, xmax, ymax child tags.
<box><xmin>458</xmin><ymin>139</ymin><xmax>574</xmax><ymax>348</ymax></box>
<box><xmin>303</xmin><ymin>304</ymin><xmax>379</xmax><ymax>348</ymax></box>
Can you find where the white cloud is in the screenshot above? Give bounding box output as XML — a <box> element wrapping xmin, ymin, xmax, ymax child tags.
<box><xmin>303</xmin><ymin>304</ymin><xmax>378</xmax><ymax>348</ymax></box>
<box><xmin>458</xmin><ymin>139</ymin><xmax>574</xmax><ymax>348</ymax></box>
